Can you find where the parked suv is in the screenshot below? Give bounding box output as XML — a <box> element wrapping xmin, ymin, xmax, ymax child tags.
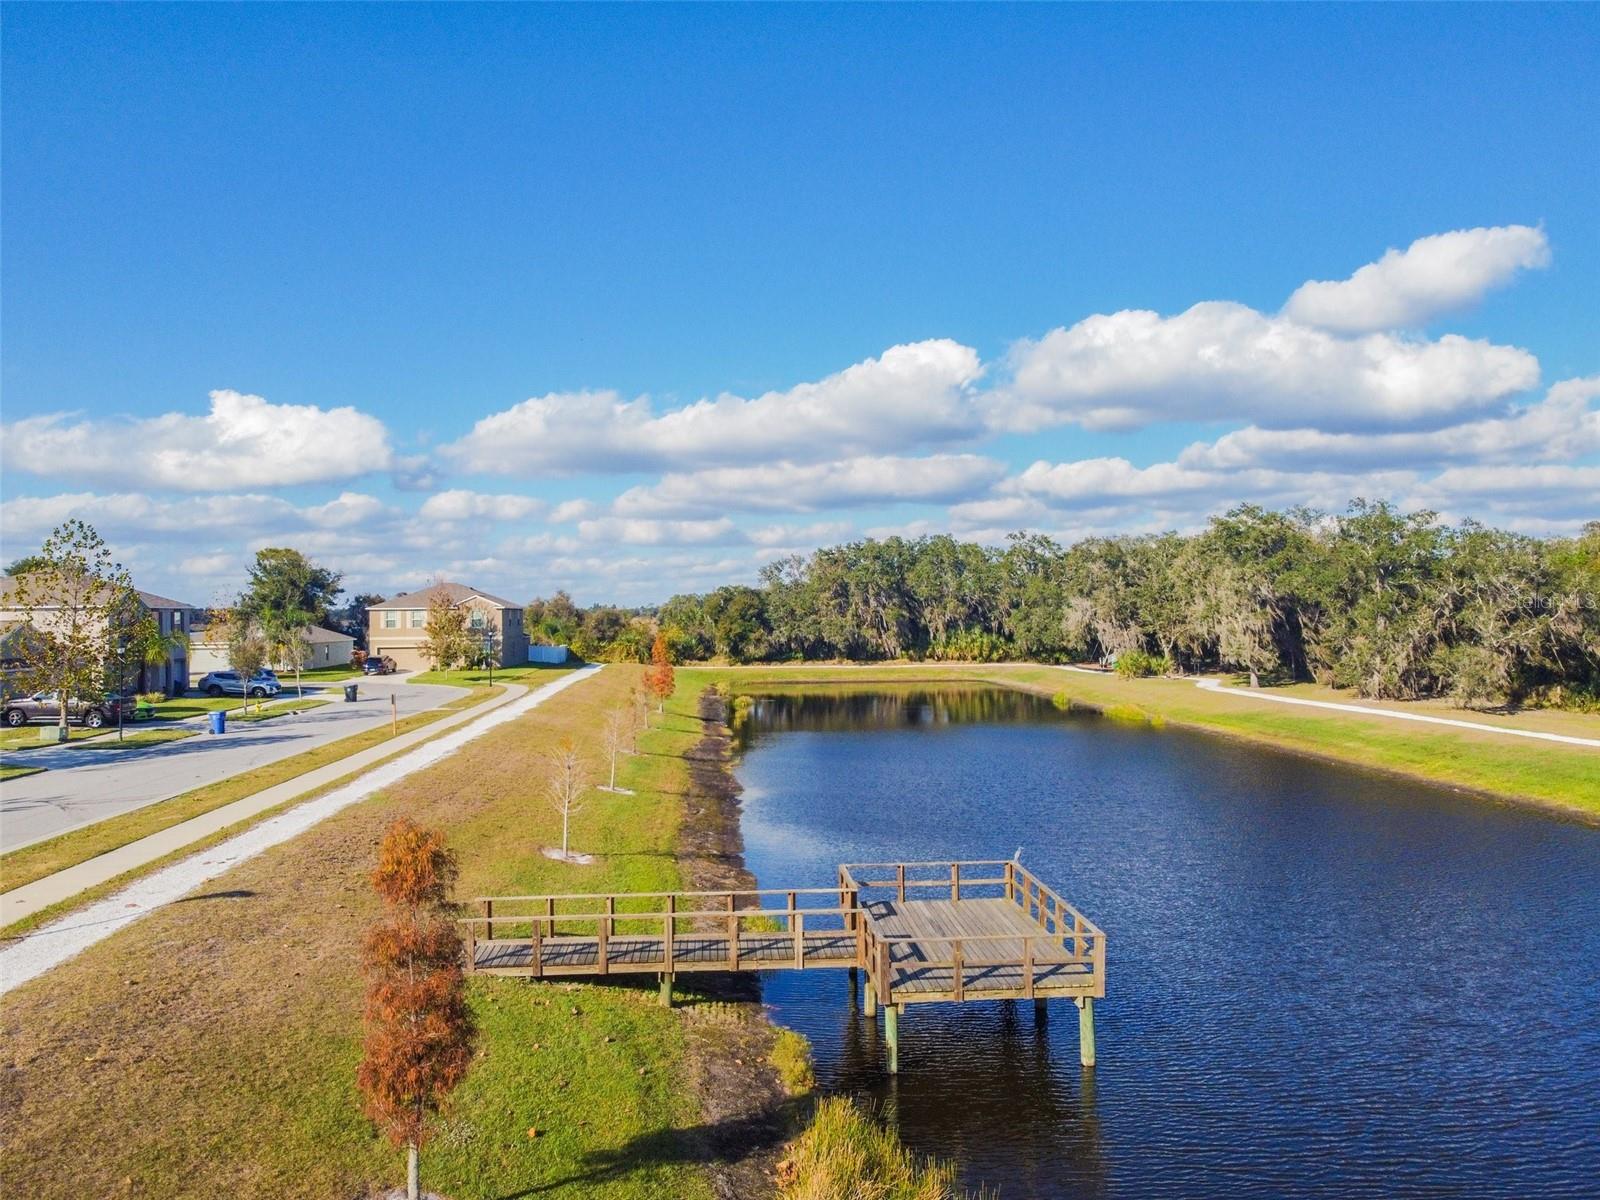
<box><xmin>197</xmin><ymin>669</ymin><xmax>282</xmax><ymax>698</ymax></box>
<box><xmin>1</xmin><ymin>691</ymin><xmax>136</xmax><ymax>729</ymax></box>
<box><xmin>361</xmin><ymin>656</ymin><xmax>397</xmax><ymax>676</ymax></box>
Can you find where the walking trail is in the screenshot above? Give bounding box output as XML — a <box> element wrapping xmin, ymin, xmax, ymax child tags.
<box><xmin>0</xmin><ymin>665</ymin><xmax>602</xmax><ymax>996</ymax></box>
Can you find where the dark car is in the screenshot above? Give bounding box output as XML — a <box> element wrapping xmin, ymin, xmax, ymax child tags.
<box><xmin>362</xmin><ymin>656</ymin><xmax>396</xmax><ymax>676</ymax></box>
<box><xmin>1</xmin><ymin>691</ymin><xmax>136</xmax><ymax>729</ymax></box>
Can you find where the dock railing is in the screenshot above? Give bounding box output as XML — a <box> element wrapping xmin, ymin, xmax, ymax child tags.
<box><xmin>841</xmin><ymin>860</ymin><xmax>1106</xmax><ymax>1002</ymax></box>
<box><xmin>459</xmin><ymin>886</ymin><xmax>864</xmax><ymax>977</ymax></box>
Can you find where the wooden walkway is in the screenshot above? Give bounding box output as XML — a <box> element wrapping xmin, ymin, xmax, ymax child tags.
<box><xmin>461</xmin><ymin>860</ymin><xmax>1106</xmax><ymax>1071</ymax></box>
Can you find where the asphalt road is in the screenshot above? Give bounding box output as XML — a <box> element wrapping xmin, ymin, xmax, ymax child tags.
<box><xmin>0</xmin><ymin>677</ymin><xmax>468</xmax><ymax>852</ymax></box>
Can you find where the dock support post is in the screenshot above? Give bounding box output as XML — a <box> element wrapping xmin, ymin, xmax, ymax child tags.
<box><xmin>885</xmin><ymin>1004</ymin><xmax>900</xmax><ymax>1074</ymax></box>
<box><xmin>848</xmin><ymin>966</ymin><xmax>859</xmax><ymax>1006</ymax></box>
<box><xmin>659</xmin><ymin>974</ymin><xmax>673</xmax><ymax>1008</ymax></box>
<box><xmin>864</xmin><ymin>975</ymin><xmax>877</xmax><ymax>1017</ymax></box>
<box><xmin>1076</xmin><ymin>997</ymin><xmax>1096</xmax><ymax>1068</ymax></box>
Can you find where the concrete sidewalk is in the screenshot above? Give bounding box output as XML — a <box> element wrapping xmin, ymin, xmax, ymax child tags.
<box><xmin>0</xmin><ymin>681</ymin><xmax>527</xmax><ymax>928</ymax></box>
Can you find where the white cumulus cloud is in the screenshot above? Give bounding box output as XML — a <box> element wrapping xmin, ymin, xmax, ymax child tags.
<box><xmin>0</xmin><ymin>390</ymin><xmax>394</xmax><ymax>491</ymax></box>
<box><xmin>1283</xmin><ymin>224</ymin><xmax>1550</xmax><ymax>334</ymax></box>
<box><xmin>418</xmin><ymin>490</ymin><xmax>547</xmax><ymax>522</ymax></box>
<box><xmin>994</xmin><ymin>302</ymin><xmax>1539</xmax><ymax>434</ymax></box>
<box><xmin>441</xmin><ymin>340</ymin><xmax>984</xmax><ymax>476</ymax></box>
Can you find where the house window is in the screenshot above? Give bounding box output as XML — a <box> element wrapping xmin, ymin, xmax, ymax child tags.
<box><xmin>383</xmin><ymin>612</ymin><xmax>398</xmax><ymax>629</ymax></box>
<box><xmin>468</xmin><ymin>608</ymin><xmax>486</xmax><ymax>629</ymax></box>
<box><xmin>173</xmin><ymin>611</ymin><xmax>184</xmax><ymax>630</ymax></box>
<box><xmin>410</xmin><ymin>610</ymin><xmax>425</xmax><ymax>628</ymax></box>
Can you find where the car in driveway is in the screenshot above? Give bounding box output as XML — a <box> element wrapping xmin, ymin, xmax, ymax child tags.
<box><xmin>361</xmin><ymin>656</ymin><xmax>397</xmax><ymax>676</ymax></box>
<box><xmin>1</xmin><ymin>691</ymin><xmax>136</xmax><ymax>729</ymax></box>
<box><xmin>197</xmin><ymin>669</ymin><xmax>282</xmax><ymax>698</ymax></box>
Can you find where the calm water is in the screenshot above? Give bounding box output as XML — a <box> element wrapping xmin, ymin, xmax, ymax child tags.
<box><xmin>733</xmin><ymin>688</ymin><xmax>1600</xmax><ymax>1199</ymax></box>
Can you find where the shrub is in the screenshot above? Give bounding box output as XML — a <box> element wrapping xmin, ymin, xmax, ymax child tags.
<box><xmin>1113</xmin><ymin>649</ymin><xmax>1169</xmax><ymax>678</ymax></box>
<box><xmin>1050</xmin><ymin>690</ymin><xmax>1073</xmax><ymax>711</ymax></box>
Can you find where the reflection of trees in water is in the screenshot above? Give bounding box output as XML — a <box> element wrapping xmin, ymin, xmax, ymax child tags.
<box><xmin>736</xmin><ymin>687</ymin><xmax>1069</xmax><ymax>748</ymax></box>
<box><xmin>825</xmin><ymin>996</ymin><xmax>1108</xmax><ymax>1200</ymax></box>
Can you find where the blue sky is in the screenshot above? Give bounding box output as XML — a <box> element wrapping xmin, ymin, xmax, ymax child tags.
<box><xmin>3</xmin><ymin>4</ymin><xmax>1596</xmax><ymax>606</ymax></box>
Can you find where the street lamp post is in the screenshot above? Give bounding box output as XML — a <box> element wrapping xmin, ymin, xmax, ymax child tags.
<box><xmin>483</xmin><ymin>632</ymin><xmax>495</xmax><ymax>688</ymax></box>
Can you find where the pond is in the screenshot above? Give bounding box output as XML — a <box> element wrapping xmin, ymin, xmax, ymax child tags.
<box><xmin>732</xmin><ymin>686</ymin><xmax>1600</xmax><ymax>1199</ymax></box>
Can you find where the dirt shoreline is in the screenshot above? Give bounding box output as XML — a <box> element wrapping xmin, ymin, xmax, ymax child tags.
<box><xmin>672</xmin><ymin>686</ymin><xmax>803</xmax><ymax>1200</ymax></box>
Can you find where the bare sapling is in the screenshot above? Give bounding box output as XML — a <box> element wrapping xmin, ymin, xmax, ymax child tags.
<box><xmin>543</xmin><ymin>735</ymin><xmax>592</xmax><ymax>862</ymax></box>
<box><xmin>598</xmin><ymin>708</ymin><xmax>635</xmax><ymax>794</ymax></box>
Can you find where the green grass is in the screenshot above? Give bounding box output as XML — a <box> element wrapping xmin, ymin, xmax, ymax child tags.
<box><xmin>409</xmin><ymin>662</ymin><xmax>576</xmax><ymax>687</ymax></box>
<box><xmin>0</xmin><ymin>687</ymin><xmax>499</xmax><ymax>897</ymax></box>
<box><xmin>229</xmin><ymin>698</ymin><xmax>331</xmax><ymax>723</ymax></box>
<box><xmin>0</xmin><ymin>762</ymin><xmax>46</xmax><ymax>781</ymax></box>
<box><xmin>63</xmin><ymin>727</ymin><xmax>201</xmax><ymax>750</ymax></box>
<box><xmin>710</xmin><ymin>662</ymin><xmax>1600</xmax><ymax>820</ymax></box>
<box><xmin>769</xmin><ymin>1029</ymin><xmax>816</xmax><ymax>1095</ymax></box>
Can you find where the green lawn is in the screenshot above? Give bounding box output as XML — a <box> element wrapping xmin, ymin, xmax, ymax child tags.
<box><xmin>409</xmin><ymin>662</ymin><xmax>577</xmax><ymax>687</ymax></box>
<box><xmin>229</xmin><ymin>698</ymin><xmax>331</xmax><ymax>723</ymax></box>
<box><xmin>0</xmin><ymin>724</ymin><xmax>200</xmax><ymax>753</ymax></box>
<box><xmin>0</xmin><ymin>762</ymin><xmax>46</xmax><ymax>782</ymax></box>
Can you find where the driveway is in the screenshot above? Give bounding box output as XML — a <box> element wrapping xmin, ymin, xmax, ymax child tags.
<box><xmin>0</xmin><ymin>677</ymin><xmax>468</xmax><ymax>852</ymax></box>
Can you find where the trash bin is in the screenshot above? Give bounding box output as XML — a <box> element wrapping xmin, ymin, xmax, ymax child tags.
<box><xmin>208</xmin><ymin>710</ymin><xmax>226</xmax><ymax>735</ymax></box>
<box><xmin>343</xmin><ymin>683</ymin><xmax>359</xmax><ymax>703</ymax></box>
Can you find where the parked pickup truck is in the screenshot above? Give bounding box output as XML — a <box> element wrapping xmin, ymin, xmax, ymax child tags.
<box><xmin>1</xmin><ymin>691</ymin><xmax>136</xmax><ymax>729</ymax></box>
<box><xmin>197</xmin><ymin>669</ymin><xmax>282</xmax><ymax>698</ymax></box>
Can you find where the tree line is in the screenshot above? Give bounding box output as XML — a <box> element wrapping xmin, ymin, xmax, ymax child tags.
<box><xmin>531</xmin><ymin>501</ymin><xmax>1599</xmax><ymax>710</ymax></box>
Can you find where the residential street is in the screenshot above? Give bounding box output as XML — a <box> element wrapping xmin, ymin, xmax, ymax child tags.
<box><xmin>0</xmin><ymin>677</ymin><xmax>467</xmax><ymax>851</ymax></box>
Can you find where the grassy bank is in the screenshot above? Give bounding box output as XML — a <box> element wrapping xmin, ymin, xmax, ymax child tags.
<box><xmin>708</xmin><ymin>663</ymin><xmax>1600</xmax><ymax>820</ymax></box>
<box><xmin>0</xmin><ymin>687</ymin><xmax>498</xmax><ymax>896</ymax></box>
<box><xmin>0</xmin><ymin>665</ymin><xmax>721</xmax><ymax>1200</ymax></box>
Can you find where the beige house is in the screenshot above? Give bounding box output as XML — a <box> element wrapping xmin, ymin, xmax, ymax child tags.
<box><xmin>367</xmin><ymin>582</ymin><xmax>528</xmax><ymax>672</ymax></box>
<box><xmin>189</xmin><ymin>623</ymin><xmax>357</xmax><ymax>675</ymax></box>
<box><xmin>0</xmin><ymin>576</ymin><xmax>199</xmax><ymax>696</ymax></box>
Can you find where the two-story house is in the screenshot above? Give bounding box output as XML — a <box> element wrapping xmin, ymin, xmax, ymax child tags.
<box><xmin>366</xmin><ymin>582</ymin><xmax>528</xmax><ymax>672</ymax></box>
<box><xmin>0</xmin><ymin>575</ymin><xmax>199</xmax><ymax>696</ymax></box>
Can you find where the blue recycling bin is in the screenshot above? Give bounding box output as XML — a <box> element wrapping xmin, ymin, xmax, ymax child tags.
<box><xmin>208</xmin><ymin>710</ymin><xmax>226</xmax><ymax>735</ymax></box>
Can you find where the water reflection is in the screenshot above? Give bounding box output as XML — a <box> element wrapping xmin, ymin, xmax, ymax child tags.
<box><xmin>736</xmin><ymin>687</ymin><xmax>1600</xmax><ymax>1199</ymax></box>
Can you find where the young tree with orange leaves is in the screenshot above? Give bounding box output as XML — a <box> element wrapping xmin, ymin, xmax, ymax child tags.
<box><xmin>645</xmin><ymin>631</ymin><xmax>676</xmax><ymax>713</ymax></box>
<box><xmin>357</xmin><ymin>818</ymin><xmax>476</xmax><ymax>1200</ymax></box>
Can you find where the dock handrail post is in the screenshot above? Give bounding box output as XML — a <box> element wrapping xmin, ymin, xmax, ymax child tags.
<box><xmin>1077</xmin><ymin>996</ymin><xmax>1096</xmax><ymax>1068</ymax></box>
<box><xmin>663</xmin><ymin>895</ymin><xmax>675</xmax><ymax>970</ymax></box>
<box><xmin>465</xmin><ymin>921</ymin><xmax>477</xmax><ymax>973</ymax></box>
<box><xmin>483</xmin><ymin>898</ymin><xmax>494</xmax><ymax>941</ymax></box>
<box><xmin>530</xmin><ymin>914</ymin><xmax>543</xmax><ymax>978</ymax></box>
<box><xmin>896</xmin><ymin>864</ymin><xmax>906</xmax><ymax>903</ymax></box>
<box><xmin>728</xmin><ymin>910</ymin><xmax>740</xmax><ymax>970</ymax></box>
<box><xmin>545</xmin><ymin>896</ymin><xmax>555</xmax><ymax>939</ymax></box>
<box><xmin>952</xmin><ymin>939</ymin><xmax>964</xmax><ymax>1002</ymax></box>
<box><xmin>951</xmin><ymin>862</ymin><xmax>960</xmax><ymax>902</ymax></box>
<box><xmin>1023</xmin><ymin>937</ymin><xmax>1034</xmax><ymax>999</ymax></box>
<box><xmin>1094</xmin><ymin>928</ymin><xmax>1106</xmax><ymax>991</ymax></box>
<box><xmin>794</xmin><ymin>912</ymin><xmax>805</xmax><ymax>969</ymax></box>
<box><xmin>596</xmin><ymin>919</ymin><xmax>608</xmax><ymax>975</ymax></box>
<box><xmin>877</xmin><ymin>941</ymin><xmax>892</xmax><ymax>1005</ymax></box>
<box><xmin>1005</xmin><ymin>860</ymin><xmax>1016</xmax><ymax>902</ymax></box>
<box><xmin>604</xmin><ymin>895</ymin><xmax>615</xmax><ymax>942</ymax></box>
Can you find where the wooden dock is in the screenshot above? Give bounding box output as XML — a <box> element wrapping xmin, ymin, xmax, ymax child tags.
<box><xmin>461</xmin><ymin>859</ymin><xmax>1106</xmax><ymax>1072</ymax></box>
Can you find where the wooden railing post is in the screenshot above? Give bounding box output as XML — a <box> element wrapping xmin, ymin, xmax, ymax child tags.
<box><xmin>794</xmin><ymin>912</ymin><xmax>805</xmax><ymax>969</ymax></box>
<box><xmin>530</xmin><ymin>915</ymin><xmax>543</xmax><ymax>978</ymax></box>
<box><xmin>952</xmin><ymin>939</ymin><xmax>964</xmax><ymax>1002</ymax></box>
<box><xmin>605</xmin><ymin>895</ymin><xmax>616</xmax><ymax>942</ymax></box>
<box><xmin>878</xmin><ymin>940</ymin><xmax>891</xmax><ymax>1004</ymax></box>
<box><xmin>465</xmin><ymin>921</ymin><xmax>477</xmax><ymax>972</ymax></box>
<box><xmin>950</xmin><ymin>862</ymin><xmax>960</xmax><ymax>902</ymax></box>
<box><xmin>1005</xmin><ymin>860</ymin><xmax>1016</xmax><ymax>902</ymax></box>
<box><xmin>545</xmin><ymin>896</ymin><xmax>555</xmax><ymax>939</ymax></box>
<box><xmin>596</xmin><ymin>916</ymin><xmax>608</xmax><ymax>975</ymax></box>
<box><xmin>1022</xmin><ymin>937</ymin><xmax>1034</xmax><ymax>999</ymax></box>
<box><xmin>896</xmin><ymin>864</ymin><xmax>906</xmax><ymax>903</ymax></box>
<box><xmin>483</xmin><ymin>898</ymin><xmax>494</xmax><ymax>940</ymax></box>
<box><xmin>663</xmin><ymin>895</ymin><xmax>675</xmax><ymax>970</ymax></box>
<box><xmin>728</xmin><ymin>910</ymin><xmax>740</xmax><ymax>970</ymax></box>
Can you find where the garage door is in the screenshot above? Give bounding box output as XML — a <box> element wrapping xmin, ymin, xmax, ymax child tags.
<box><xmin>375</xmin><ymin>645</ymin><xmax>429</xmax><ymax>672</ymax></box>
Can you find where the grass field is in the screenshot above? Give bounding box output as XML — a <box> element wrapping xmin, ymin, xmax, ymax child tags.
<box><xmin>410</xmin><ymin>662</ymin><xmax>576</xmax><ymax>687</ymax></box>
<box><xmin>0</xmin><ymin>724</ymin><xmax>200</xmax><ymax>754</ymax></box>
<box><xmin>710</xmin><ymin>663</ymin><xmax>1600</xmax><ymax>820</ymax></box>
<box><xmin>0</xmin><ymin>664</ymin><xmax>722</xmax><ymax>1200</ymax></box>
<box><xmin>0</xmin><ymin>762</ymin><xmax>46</xmax><ymax>782</ymax></box>
<box><xmin>0</xmin><ymin>687</ymin><xmax>499</xmax><ymax>898</ymax></box>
